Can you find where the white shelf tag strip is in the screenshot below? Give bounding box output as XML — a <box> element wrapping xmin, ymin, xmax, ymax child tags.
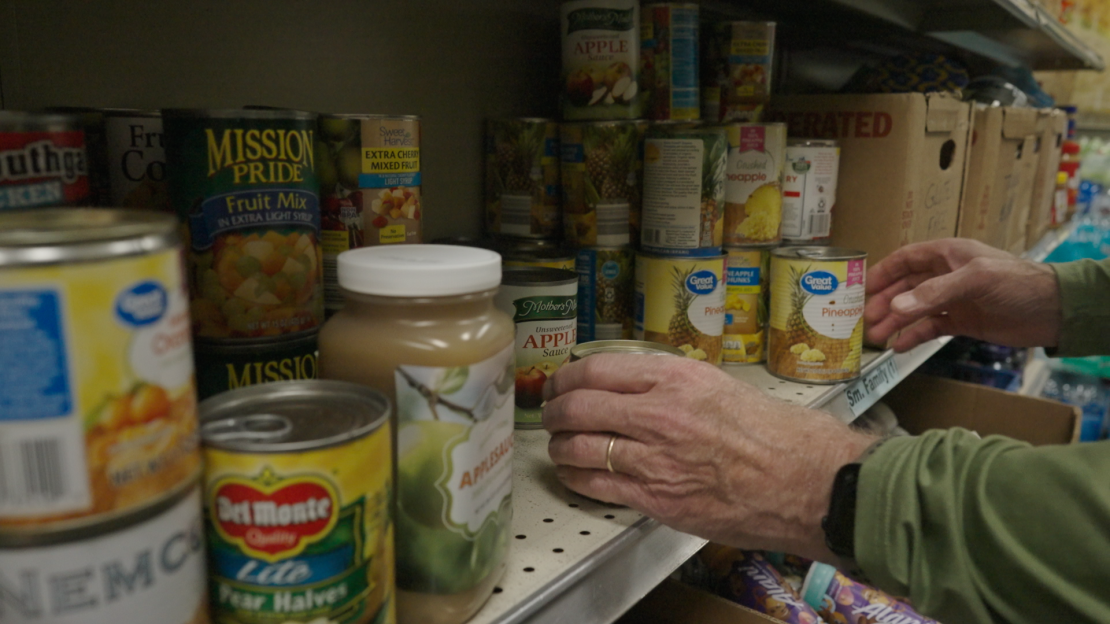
<box><xmin>846</xmin><ymin>357</ymin><xmax>900</xmax><ymax>418</ymax></box>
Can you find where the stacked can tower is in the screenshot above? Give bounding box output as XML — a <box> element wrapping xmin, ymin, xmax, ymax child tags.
<box><xmin>162</xmin><ymin>109</ymin><xmax>325</xmax><ymax>402</ymax></box>
<box><xmin>0</xmin><ymin>209</ymin><xmax>208</xmax><ymax>623</ymax></box>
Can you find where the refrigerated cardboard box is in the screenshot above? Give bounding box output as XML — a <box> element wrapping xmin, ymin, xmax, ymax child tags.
<box><xmin>885</xmin><ymin>374</ymin><xmax>1080</xmax><ymax>445</ymax></box>
<box><xmin>618</xmin><ymin>578</ymin><xmax>780</xmax><ymax>624</ymax></box>
<box><xmin>768</xmin><ymin>92</ymin><xmax>971</xmax><ymax>265</ymax></box>
<box><xmin>956</xmin><ymin>105</ymin><xmax>1038</xmax><ymax>251</ymax></box>
<box><xmin>1026</xmin><ymin>109</ymin><xmax>1068</xmax><ymax>249</ymax></box>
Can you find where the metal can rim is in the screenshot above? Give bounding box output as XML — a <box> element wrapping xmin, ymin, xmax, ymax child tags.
<box><xmin>193</xmin><ymin>329</ymin><xmax>319</xmax><ymax>354</ymax></box>
<box><xmin>636</xmin><ymin>251</ymin><xmax>726</xmax><ymax>261</ymax></box>
<box><xmin>570</xmin><ymin>340</ymin><xmax>687</xmax><ymax>360</ymax></box>
<box><xmin>325</xmin><ymin>113</ymin><xmax>421</xmax><ymax>121</ymax></box>
<box><xmin>162</xmin><ymin>108</ymin><xmax>319</xmax><ymax>121</ymax></box>
<box><xmin>199</xmin><ymin>380</ymin><xmax>391</xmax><ymax>453</ymax></box>
<box><xmin>787</xmin><ymin>138</ymin><xmax>839</xmax><ymax>148</ymax></box>
<box><xmin>770</xmin><ymin>246</ymin><xmax>866</xmax><ymax>261</ymax></box>
<box><xmin>489</xmin><ymin>117</ymin><xmax>557</xmax><ymax>124</ymax></box>
<box><xmin>0</xmin><ymin>472</ymin><xmax>201</xmax><ymax>547</ymax></box>
<box><xmin>0</xmin><ymin>208</ymin><xmax>179</xmax><ymax>267</ymax></box>
<box><xmin>501</xmin><ymin>267</ymin><xmax>578</xmax><ymax>286</ymax></box>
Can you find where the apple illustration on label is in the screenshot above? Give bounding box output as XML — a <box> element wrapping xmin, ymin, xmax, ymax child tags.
<box><xmin>515</xmin><ymin>366</ymin><xmax>547</xmax><ymax>409</ymax></box>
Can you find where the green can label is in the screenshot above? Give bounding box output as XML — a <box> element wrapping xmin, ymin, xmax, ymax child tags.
<box><xmin>194</xmin><ymin>336</ymin><xmax>319</xmax><ymax>401</ymax></box>
<box><xmin>164</xmin><ymin>112</ymin><xmax>324</xmax><ymax>340</ymax></box>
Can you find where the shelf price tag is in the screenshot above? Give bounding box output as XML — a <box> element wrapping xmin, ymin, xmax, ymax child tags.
<box><xmin>846</xmin><ymin>358</ymin><xmax>900</xmax><ymax>418</ymax></box>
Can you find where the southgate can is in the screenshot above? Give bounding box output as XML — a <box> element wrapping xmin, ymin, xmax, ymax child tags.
<box><xmin>640</xmin><ymin>123</ymin><xmax>727</xmax><ymax>257</ymax></box>
<box><xmin>193</xmin><ymin>332</ymin><xmax>319</xmax><ymax>401</ymax></box>
<box><xmin>782</xmin><ymin>139</ymin><xmax>840</xmax><ymax>245</ymax></box>
<box><xmin>104</xmin><ymin>110</ymin><xmax>170</xmax><ymax>212</ymax></box>
<box><xmin>768</xmin><ymin>247</ymin><xmax>866</xmax><ymax>383</ymax></box>
<box><xmin>163</xmin><ymin>109</ymin><xmax>324</xmax><ymax>340</ymax></box>
<box><xmin>318</xmin><ymin>114</ymin><xmax>421</xmax><ymax>315</ymax></box>
<box><xmin>200</xmin><ymin>380</ymin><xmax>395</xmax><ymax>624</ymax></box>
<box><xmin>723</xmin><ymin>247</ymin><xmax>770</xmax><ymax>364</ymax></box>
<box><xmin>0</xmin><ymin>481</ymin><xmax>208</xmax><ymax>624</ymax></box>
<box><xmin>561</xmin><ymin>0</ymin><xmax>642</xmax><ymax>120</ymax></box>
<box><xmin>576</xmin><ymin>246</ymin><xmax>634</xmax><ymax>341</ymax></box>
<box><xmin>485</xmin><ymin>118</ymin><xmax>560</xmax><ymax>239</ymax></box>
<box><xmin>0</xmin><ymin>209</ymin><xmax>201</xmax><ymax>531</ymax></box>
<box><xmin>635</xmin><ymin>253</ymin><xmax>726</xmax><ymax>364</ymax></box>
<box><xmin>569</xmin><ymin>339</ymin><xmax>685</xmax><ymax>360</ymax></box>
<box><xmin>495</xmin><ymin>268</ymin><xmax>578</xmax><ymax>428</ymax></box>
<box><xmin>0</xmin><ymin>112</ymin><xmax>90</xmax><ymax>210</ymax></box>
<box><xmin>723</xmin><ymin>122</ymin><xmax>786</xmax><ymax>247</ymax></box>
<box><xmin>641</xmin><ymin>3</ymin><xmax>700</xmax><ymax>121</ymax></box>
<box><xmin>561</xmin><ymin>120</ymin><xmax>647</xmax><ymax>247</ymax></box>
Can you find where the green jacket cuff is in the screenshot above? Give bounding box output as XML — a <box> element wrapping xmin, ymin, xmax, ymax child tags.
<box><xmin>1051</xmin><ymin>259</ymin><xmax>1110</xmax><ymax>357</ymax></box>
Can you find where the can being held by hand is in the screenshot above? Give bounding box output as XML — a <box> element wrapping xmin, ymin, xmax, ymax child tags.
<box><xmin>495</xmin><ymin>268</ymin><xmax>578</xmax><ymax>428</ymax></box>
<box><xmin>569</xmin><ymin>339</ymin><xmax>686</xmax><ymax>361</ymax></box>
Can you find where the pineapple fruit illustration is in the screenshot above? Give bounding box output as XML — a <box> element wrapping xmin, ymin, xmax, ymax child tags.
<box><xmin>668</xmin><ymin>265</ymin><xmax>721</xmax><ymax>363</ymax></box>
<box><xmin>564</xmin><ymin>123</ymin><xmax>639</xmax><ymax>246</ymax></box>
<box><xmin>486</xmin><ymin>120</ymin><xmax>558</xmax><ymax>236</ymax></box>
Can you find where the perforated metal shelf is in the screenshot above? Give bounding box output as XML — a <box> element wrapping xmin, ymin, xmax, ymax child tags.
<box><xmin>469</xmin><ymin>226</ymin><xmax>1072</xmax><ymax>624</ymax></box>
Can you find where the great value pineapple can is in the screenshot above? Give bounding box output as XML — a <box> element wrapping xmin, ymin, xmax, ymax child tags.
<box><xmin>485</xmin><ymin>118</ymin><xmax>560</xmax><ymax>239</ymax></box>
<box><xmin>199</xmin><ymin>380</ymin><xmax>394</xmax><ymax>624</ymax></box>
<box><xmin>561</xmin><ymin>121</ymin><xmax>648</xmax><ymax>247</ymax></box>
<box><xmin>640</xmin><ymin>123</ymin><xmax>728</xmax><ymax>257</ymax></box>
<box><xmin>723</xmin><ymin>122</ymin><xmax>786</xmax><ymax>247</ymax></box>
<box><xmin>768</xmin><ymin>247</ymin><xmax>866</xmax><ymax>384</ymax></box>
<box><xmin>577</xmin><ymin>246</ymin><xmax>635</xmax><ymax>341</ymax></box>
<box><xmin>723</xmin><ymin>248</ymin><xmax>770</xmax><ymax>364</ymax></box>
<box><xmin>634</xmin><ymin>252</ymin><xmax>726</xmax><ymax>365</ymax></box>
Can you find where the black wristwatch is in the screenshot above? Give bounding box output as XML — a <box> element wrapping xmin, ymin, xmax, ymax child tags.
<box><xmin>821</xmin><ymin>462</ymin><xmax>860</xmax><ymax>559</ymax></box>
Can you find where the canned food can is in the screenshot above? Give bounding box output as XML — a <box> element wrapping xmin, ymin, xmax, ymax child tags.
<box><xmin>634</xmin><ymin>252</ymin><xmax>726</xmax><ymax>364</ymax></box>
<box><xmin>199</xmin><ymin>381</ymin><xmax>394</xmax><ymax>624</ymax></box>
<box><xmin>641</xmin><ymin>4</ymin><xmax>700</xmax><ymax>121</ymax></box>
<box><xmin>576</xmin><ymin>246</ymin><xmax>634</xmax><ymax>342</ymax></box>
<box><xmin>193</xmin><ymin>331</ymin><xmax>319</xmax><ymax>400</ymax></box>
<box><xmin>44</xmin><ymin>107</ymin><xmax>112</xmax><ymax>207</ymax></box>
<box><xmin>104</xmin><ymin>110</ymin><xmax>170</xmax><ymax>212</ymax></box>
<box><xmin>495</xmin><ymin>268</ymin><xmax>578</xmax><ymax>428</ymax></box>
<box><xmin>485</xmin><ymin>118</ymin><xmax>560</xmax><ymax>238</ymax></box>
<box><xmin>782</xmin><ymin>139</ymin><xmax>839</xmax><ymax>244</ymax></box>
<box><xmin>723</xmin><ymin>247</ymin><xmax>770</xmax><ymax>364</ymax></box>
<box><xmin>768</xmin><ymin>247</ymin><xmax>866</xmax><ymax>383</ymax></box>
<box><xmin>561</xmin><ymin>0</ymin><xmax>642</xmax><ymax>121</ymax></box>
<box><xmin>0</xmin><ymin>112</ymin><xmax>91</xmax><ymax>210</ymax></box>
<box><xmin>561</xmin><ymin>121</ymin><xmax>647</xmax><ymax>247</ymax></box>
<box><xmin>723</xmin><ymin>122</ymin><xmax>786</xmax><ymax>247</ymax></box>
<box><xmin>640</xmin><ymin>123</ymin><xmax>727</xmax><ymax>257</ymax></box>
<box><xmin>317</xmin><ymin>114</ymin><xmax>421</xmax><ymax>315</ymax></box>
<box><xmin>501</xmin><ymin>242</ymin><xmax>577</xmax><ymax>271</ymax></box>
<box><xmin>163</xmin><ymin>108</ymin><xmax>324</xmax><ymax>340</ymax></box>
<box><xmin>0</xmin><ymin>209</ymin><xmax>201</xmax><ymax>530</ymax></box>
<box><xmin>429</xmin><ymin>235</ymin><xmax>501</xmax><ymax>250</ymax></box>
<box><xmin>0</xmin><ymin>480</ymin><xmax>208</xmax><ymax>624</ymax></box>
<box><xmin>569</xmin><ymin>339</ymin><xmax>686</xmax><ymax>361</ymax></box>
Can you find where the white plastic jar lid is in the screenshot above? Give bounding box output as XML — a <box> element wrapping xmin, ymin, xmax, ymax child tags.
<box><xmin>338</xmin><ymin>245</ymin><xmax>502</xmax><ymax>297</ymax></box>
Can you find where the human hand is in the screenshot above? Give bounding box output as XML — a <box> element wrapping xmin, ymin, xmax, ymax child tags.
<box><xmin>865</xmin><ymin>239</ymin><xmax>1061</xmax><ymax>352</ymax></box>
<box><xmin>542</xmin><ymin>354</ymin><xmax>876</xmax><ymax>563</ymax></box>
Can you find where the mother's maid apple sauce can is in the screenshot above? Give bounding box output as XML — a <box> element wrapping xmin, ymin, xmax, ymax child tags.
<box><xmin>163</xmin><ymin>109</ymin><xmax>324</xmax><ymax>340</ymax></box>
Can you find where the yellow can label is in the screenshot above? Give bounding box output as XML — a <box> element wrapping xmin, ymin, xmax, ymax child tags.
<box><xmin>0</xmin><ymin>248</ymin><xmax>200</xmax><ymax>528</ymax></box>
<box><xmin>634</xmin><ymin>254</ymin><xmax>726</xmax><ymax>365</ymax></box>
<box><xmin>204</xmin><ymin>426</ymin><xmax>394</xmax><ymax>624</ymax></box>
<box><xmin>768</xmin><ymin>255</ymin><xmax>865</xmax><ymax>382</ymax></box>
<box><xmin>723</xmin><ymin>249</ymin><xmax>769</xmax><ymax>364</ymax></box>
<box><xmin>503</xmin><ymin>257</ymin><xmax>576</xmax><ymax>271</ymax></box>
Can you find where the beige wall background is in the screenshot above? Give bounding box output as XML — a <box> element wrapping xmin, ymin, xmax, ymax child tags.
<box><xmin>0</xmin><ymin>0</ymin><xmax>564</xmax><ymax>239</ymax></box>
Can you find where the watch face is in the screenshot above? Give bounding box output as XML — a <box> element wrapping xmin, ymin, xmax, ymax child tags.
<box><xmin>824</xmin><ymin>463</ymin><xmax>861</xmax><ymax>558</ymax></box>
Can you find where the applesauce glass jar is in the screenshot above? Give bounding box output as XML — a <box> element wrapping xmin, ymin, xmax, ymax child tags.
<box><xmin>318</xmin><ymin>245</ymin><xmax>515</xmax><ymax>624</ymax></box>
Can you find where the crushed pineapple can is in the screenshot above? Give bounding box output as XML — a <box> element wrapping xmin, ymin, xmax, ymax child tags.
<box><xmin>723</xmin><ymin>248</ymin><xmax>770</xmax><ymax>364</ymax></box>
<box><xmin>723</xmin><ymin>122</ymin><xmax>786</xmax><ymax>247</ymax></box>
<box><xmin>576</xmin><ymin>246</ymin><xmax>634</xmax><ymax>342</ymax></box>
<box><xmin>768</xmin><ymin>247</ymin><xmax>865</xmax><ymax>383</ymax></box>
<box><xmin>485</xmin><ymin>118</ymin><xmax>560</xmax><ymax>239</ymax></box>
<box><xmin>199</xmin><ymin>380</ymin><xmax>394</xmax><ymax>624</ymax></box>
<box><xmin>634</xmin><ymin>252</ymin><xmax>725</xmax><ymax>365</ymax></box>
<box><xmin>163</xmin><ymin>109</ymin><xmax>323</xmax><ymax>340</ymax></box>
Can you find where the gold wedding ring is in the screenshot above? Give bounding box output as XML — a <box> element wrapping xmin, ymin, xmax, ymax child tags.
<box><xmin>606</xmin><ymin>434</ymin><xmax>618</xmax><ymax>473</ymax></box>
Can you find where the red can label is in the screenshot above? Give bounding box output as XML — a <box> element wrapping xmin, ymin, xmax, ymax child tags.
<box><xmin>0</xmin><ymin>130</ymin><xmax>90</xmax><ymax>210</ymax></box>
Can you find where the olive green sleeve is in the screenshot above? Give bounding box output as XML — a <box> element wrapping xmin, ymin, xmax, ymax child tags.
<box><xmin>855</xmin><ymin>429</ymin><xmax>1110</xmax><ymax>624</ymax></box>
<box><xmin>1051</xmin><ymin>259</ymin><xmax>1110</xmax><ymax>357</ymax></box>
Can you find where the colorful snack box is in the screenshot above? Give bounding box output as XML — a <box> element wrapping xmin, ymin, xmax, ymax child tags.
<box><xmin>802</xmin><ymin>563</ymin><xmax>939</xmax><ymax>624</ymax></box>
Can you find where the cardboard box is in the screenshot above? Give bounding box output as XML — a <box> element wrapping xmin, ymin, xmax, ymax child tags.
<box><xmin>767</xmin><ymin>93</ymin><xmax>971</xmax><ymax>265</ymax></box>
<box><xmin>617</xmin><ymin>578</ymin><xmax>779</xmax><ymax>624</ymax></box>
<box><xmin>956</xmin><ymin>105</ymin><xmax>1038</xmax><ymax>250</ymax></box>
<box><xmin>1026</xmin><ymin>109</ymin><xmax>1068</xmax><ymax>249</ymax></box>
<box><xmin>884</xmin><ymin>374</ymin><xmax>1080</xmax><ymax>445</ymax></box>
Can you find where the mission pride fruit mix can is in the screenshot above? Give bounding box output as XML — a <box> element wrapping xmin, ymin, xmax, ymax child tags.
<box><xmin>163</xmin><ymin>109</ymin><xmax>324</xmax><ymax>341</ymax></box>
